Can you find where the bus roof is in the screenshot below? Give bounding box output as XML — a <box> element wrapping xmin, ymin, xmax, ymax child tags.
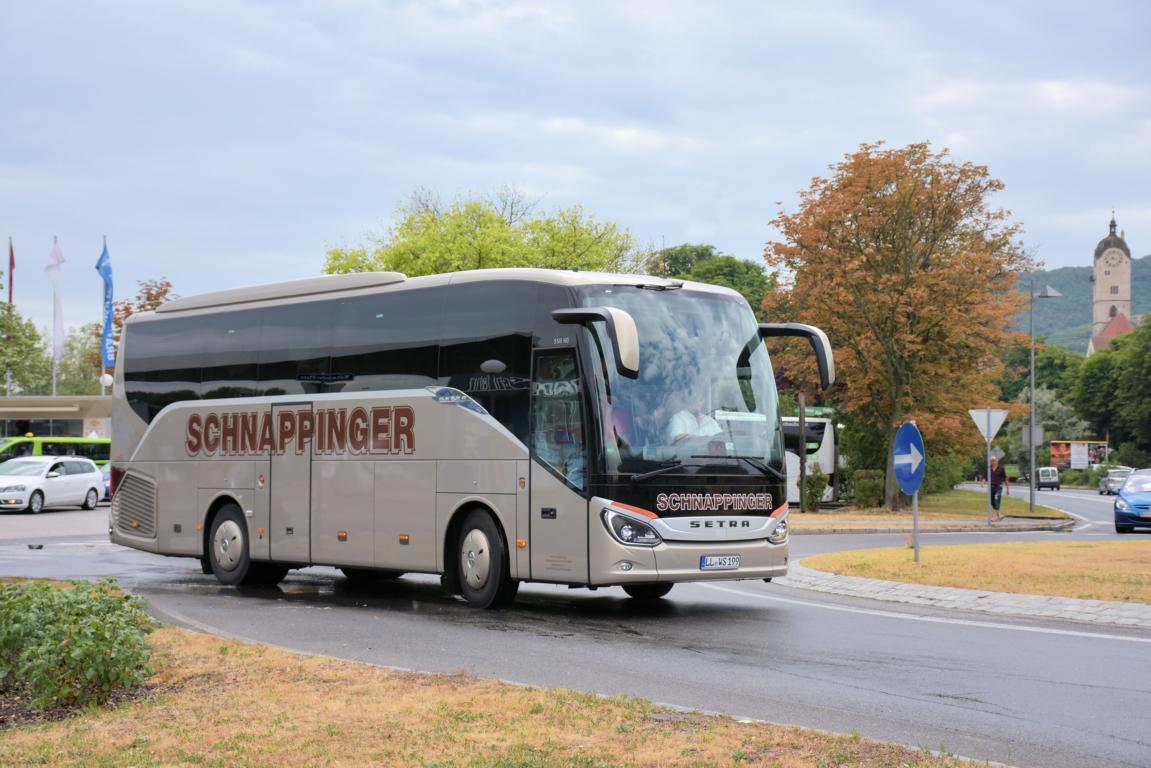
<box><xmin>151</xmin><ymin>268</ymin><xmax>740</xmax><ymax>317</ymax></box>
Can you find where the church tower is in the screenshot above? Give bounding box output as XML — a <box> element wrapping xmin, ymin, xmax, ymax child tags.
<box><xmin>1092</xmin><ymin>214</ymin><xmax>1132</xmax><ymax>337</ymax></box>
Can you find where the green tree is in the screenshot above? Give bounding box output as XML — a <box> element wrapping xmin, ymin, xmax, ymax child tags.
<box><xmin>656</xmin><ymin>243</ymin><xmax>723</xmax><ymax>277</ymax></box>
<box><xmin>1072</xmin><ymin>342</ymin><xmax>1122</xmax><ymax>441</ymax></box>
<box><xmin>996</xmin><ymin>340</ymin><xmax>1083</xmax><ymax>402</ymax></box>
<box><xmin>0</xmin><ymin>304</ymin><xmax>50</xmax><ymax>395</ymax></box>
<box><xmin>55</xmin><ymin>323</ymin><xmax>102</xmax><ymax>396</ymax></box>
<box><xmin>1002</xmin><ymin>385</ymin><xmax>1089</xmax><ymax>464</ymax></box>
<box><xmin>681</xmin><ymin>255</ymin><xmax>773</xmax><ymax>313</ymax></box>
<box><xmin>1071</xmin><ymin>321</ymin><xmax>1151</xmax><ymax>457</ymax></box>
<box><xmin>324</xmin><ymin>190</ymin><xmax>651</xmax><ymax>277</ymax></box>
<box><xmin>1112</xmin><ymin>321</ymin><xmax>1151</xmax><ymax>453</ymax></box>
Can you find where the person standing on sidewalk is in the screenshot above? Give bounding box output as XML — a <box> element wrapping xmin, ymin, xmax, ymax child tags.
<box><xmin>989</xmin><ymin>455</ymin><xmax>1009</xmax><ymax>521</ymax></box>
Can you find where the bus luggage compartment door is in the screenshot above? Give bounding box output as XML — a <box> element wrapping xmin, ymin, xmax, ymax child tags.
<box><xmin>269</xmin><ymin>403</ymin><xmax>313</xmax><ymax>563</ymax></box>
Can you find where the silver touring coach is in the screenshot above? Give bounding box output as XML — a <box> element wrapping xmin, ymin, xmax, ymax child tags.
<box><xmin>110</xmin><ymin>268</ymin><xmax>833</xmax><ymax>608</ymax></box>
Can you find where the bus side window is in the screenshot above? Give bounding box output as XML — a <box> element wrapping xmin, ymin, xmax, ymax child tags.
<box><xmin>531</xmin><ymin>349</ymin><xmax>586</xmax><ymax>490</ymax></box>
<box><xmin>201</xmin><ymin>310</ymin><xmax>261</xmax><ymax>399</ymax></box>
<box><xmin>330</xmin><ymin>290</ymin><xmax>440</xmax><ymax>393</ymax></box>
<box><xmin>259</xmin><ymin>301</ymin><xmax>333</xmax><ymax>396</ymax></box>
<box><xmin>439</xmin><ymin>282</ymin><xmax>536</xmax><ymax>443</ymax></box>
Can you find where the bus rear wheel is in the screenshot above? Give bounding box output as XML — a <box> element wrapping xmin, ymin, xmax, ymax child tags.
<box><xmin>208</xmin><ymin>504</ymin><xmax>287</xmax><ymax>587</ymax></box>
<box><xmin>456</xmin><ymin>510</ymin><xmax>518</xmax><ymax>609</ymax></box>
<box><xmin>623</xmin><ymin>583</ymin><xmax>673</xmax><ymax>600</ymax></box>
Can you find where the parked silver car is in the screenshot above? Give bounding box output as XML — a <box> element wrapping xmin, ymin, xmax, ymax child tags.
<box><xmin>1099</xmin><ymin>466</ymin><xmax>1133</xmax><ymax>495</ymax></box>
<box><xmin>0</xmin><ymin>456</ymin><xmax>104</xmax><ymax>513</ymax></box>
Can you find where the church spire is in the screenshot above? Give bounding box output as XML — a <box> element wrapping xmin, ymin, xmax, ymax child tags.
<box><xmin>1110</xmin><ymin>210</ymin><xmax>1117</xmax><ymax>236</ymax></box>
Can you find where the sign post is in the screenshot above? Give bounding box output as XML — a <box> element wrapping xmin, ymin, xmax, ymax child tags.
<box><xmin>893</xmin><ymin>422</ymin><xmax>926</xmax><ymax>562</ymax></box>
<box><xmin>968</xmin><ymin>408</ymin><xmax>1009</xmax><ymax>525</ymax></box>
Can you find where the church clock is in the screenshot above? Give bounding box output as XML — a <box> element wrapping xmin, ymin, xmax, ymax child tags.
<box><xmin>1102</xmin><ymin>248</ymin><xmax>1124</xmax><ymax>267</ymax></box>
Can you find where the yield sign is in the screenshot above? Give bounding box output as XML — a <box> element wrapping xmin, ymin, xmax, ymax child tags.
<box><xmin>893</xmin><ymin>422</ymin><xmax>926</xmax><ymax>495</ymax></box>
<box><xmin>968</xmin><ymin>409</ymin><xmax>1009</xmax><ymax>442</ymax></box>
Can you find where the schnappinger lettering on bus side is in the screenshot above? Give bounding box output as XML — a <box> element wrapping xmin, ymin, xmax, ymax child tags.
<box><xmin>654</xmin><ymin>492</ymin><xmax>773</xmax><ymax>513</ymax></box>
<box><xmin>183</xmin><ymin>406</ymin><xmax>416</xmax><ymax>457</ymax></box>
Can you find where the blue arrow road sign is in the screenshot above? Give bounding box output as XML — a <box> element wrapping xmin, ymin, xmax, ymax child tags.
<box><xmin>893</xmin><ymin>422</ymin><xmax>926</xmax><ymax>495</ymax></box>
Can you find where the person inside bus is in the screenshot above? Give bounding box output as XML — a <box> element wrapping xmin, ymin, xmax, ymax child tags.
<box><xmin>667</xmin><ymin>396</ymin><xmax>722</xmax><ymax>443</ymax></box>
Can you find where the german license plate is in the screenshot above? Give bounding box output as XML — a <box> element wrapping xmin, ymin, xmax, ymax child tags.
<box><xmin>700</xmin><ymin>554</ymin><xmax>740</xmax><ymax>571</ymax></box>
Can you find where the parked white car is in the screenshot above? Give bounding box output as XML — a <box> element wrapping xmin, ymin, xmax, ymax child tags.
<box><xmin>0</xmin><ymin>456</ymin><xmax>104</xmax><ymax>514</ymax></box>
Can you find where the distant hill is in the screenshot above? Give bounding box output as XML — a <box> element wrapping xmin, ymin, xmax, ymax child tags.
<box><xmin>1016</xmin><ymin>253</ymin><xmax>1151</xmax><ymax>354</ymax></box>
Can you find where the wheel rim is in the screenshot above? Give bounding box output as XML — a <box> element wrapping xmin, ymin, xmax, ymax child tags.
<box><xmin>460</xmin><ymin>528</ymin><xmax>491</xmax><ymax>590</ymax></box>
<box><xmin>86</xmin><ymin>490</ymin><xmax>97</xmax><ymax>508</ymax></box>
<box><xmin>29</xmin><ymin>494</ymin><xmax>42</xmax><ymax>513</ymax></box>
<box><xmin>213</xmin><ymin>520</ymin><xmax>244</xmax><ymax>572</ymax></box>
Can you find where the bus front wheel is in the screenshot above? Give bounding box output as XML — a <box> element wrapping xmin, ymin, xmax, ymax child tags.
<box><xmin>456</xmin><ymin>510</ymin><xmax>518</xmax><ymax>609</ymax></box>
<box><xmin>209</xmin><ymin>505</ymin><xmax>250</xmax><ymax>586</ymax></box>
<box><xmin>208</xmin><ymin>504</ymin><xmax>287</xmax><ymax>587</ymax></box>
<box><xmin>623</xmin><ymin>583</ymin><xmax>673</xmax><ymax>600</ymax></box>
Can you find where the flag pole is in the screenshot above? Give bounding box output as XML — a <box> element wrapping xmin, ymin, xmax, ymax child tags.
<box><xmin>5</xmin><ymin>236</ymin><xmax>11</xmax><ymax>396</ymax></box>
<box><xmin>100</xmin><ymin>235</ymin><xmax>107</xmax><ymax>397</ymax></box>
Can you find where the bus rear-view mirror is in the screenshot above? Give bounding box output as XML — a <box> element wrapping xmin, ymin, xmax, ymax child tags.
<box><xmin>758</xmin><ymin>322</ymin><xmax>835</xmax><ymax>390</ymax></box>
<box><xmin>552</xmin><ymin>307</ymin><xmax>640</xmax><ymax>379</ymax></box>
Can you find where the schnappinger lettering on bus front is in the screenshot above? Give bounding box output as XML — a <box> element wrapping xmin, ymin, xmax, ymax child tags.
<box><xmin>654</xmin><ymin>492</ymin><xmax>773</xmax><ymax>513</ymax></box>
<box><xmin>183</xmin><ymin>406</ymin><xmax>416</xmax><ymax>457</ymax></box>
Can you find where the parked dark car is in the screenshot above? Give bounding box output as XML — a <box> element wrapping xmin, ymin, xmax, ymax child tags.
<box><xmin>1114</xmin><ymin>469</ymin><xmax>1151</xmax><ymax>533</ymax></box>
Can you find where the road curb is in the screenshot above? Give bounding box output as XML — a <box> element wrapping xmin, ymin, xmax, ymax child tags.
<box><xmin>776</xmin><ymin>563</ymin><xmax>1151</xmax><ymax>629</ymax></box>
<box><xmin>792</xmin><ymin>519</ymin><xmax>1075</xmax><ymax>535</ymax></box>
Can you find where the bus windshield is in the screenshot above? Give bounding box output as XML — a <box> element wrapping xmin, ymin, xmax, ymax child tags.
<box><xmin>579</xmin><ymin>285</ymin><xmax>783</xmax><ymax>476</ymax></box>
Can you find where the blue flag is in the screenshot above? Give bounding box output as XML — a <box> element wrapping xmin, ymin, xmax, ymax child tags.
<box><xmin>95</xmin><ymin>242</ymin><xmax>115</xmax><ymax>368</ymax></box>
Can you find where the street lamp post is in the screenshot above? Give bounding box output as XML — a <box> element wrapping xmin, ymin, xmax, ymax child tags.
<box><xmin>1029</xmin><ymin>279</ymin><xmax>1062</xmax><ymax>515</ymax></box>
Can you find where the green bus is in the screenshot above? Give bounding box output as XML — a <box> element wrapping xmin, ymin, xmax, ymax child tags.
<box><xmin>0</xmin><ymin>436</ymin><xmax>111</xmax><ymax>466</ymax></box>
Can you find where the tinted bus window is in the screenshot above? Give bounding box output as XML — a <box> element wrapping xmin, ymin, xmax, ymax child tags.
<box><xmin>201</xmin><ymin>309</ymin><xmax>262</xmax><ymax>400</ymax></box>
<box><xmin>124</xmin><ymin>317</ymin><xmax>204</xmax><ymax>423</ymax></box>
<box><xmin>259</xmin><ymin>301</ymin><xmax>333</xmax><ymax>396</ymax></box>
<box><xmin>440</xmin><ymin>281</ymin><xmax>536</xmax><ymax>442</ymax></box>
<box><xmin>330</xmin><ymin>290</ymin><xmax>441</xmax><ymax>393</ymax></box>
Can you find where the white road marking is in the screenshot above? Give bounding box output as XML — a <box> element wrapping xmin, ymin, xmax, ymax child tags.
<box><xmin>699</xmin><ymin>583</ymin><xmax>1151</xmax><ymax>645</ymax></box>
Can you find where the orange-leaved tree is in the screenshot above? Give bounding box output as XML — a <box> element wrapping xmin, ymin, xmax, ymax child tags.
<box><xmin>763</xmin><ymin>142</ymin><xmax>1030</xmax><ymax>508</ymax></box>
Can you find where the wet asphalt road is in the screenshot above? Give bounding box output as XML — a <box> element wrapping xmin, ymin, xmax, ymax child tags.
<box><xmin>1</xmin><ymin>488</ymin><xmax>1148</xmax><ymax>768</ymax></box>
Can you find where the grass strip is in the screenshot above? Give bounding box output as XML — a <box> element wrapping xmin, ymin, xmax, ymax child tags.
<box><xmin>803</xmin><ymin>541</ymin><xmax>1151</xmax><ymax>603</ymax></box>
<box><xmin>792</xmin><ymin>490</ymin><xmax>1068</xmax><ymax>528</ymax></box>
<box><xmin>0</xmin><ymin>626</ymin><xmax>974</xmax><ymax>767</ymax></box>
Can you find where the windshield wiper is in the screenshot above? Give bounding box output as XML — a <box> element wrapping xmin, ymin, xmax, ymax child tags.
<box><xmin>691</xmin><ymin>454</ymin><xmax>786</xmax><ymax>482</ymax></box>
<box><xmin>630</xmin><ymin>461</ymin><xmax>686</xmax><ymax>482</ymax></box>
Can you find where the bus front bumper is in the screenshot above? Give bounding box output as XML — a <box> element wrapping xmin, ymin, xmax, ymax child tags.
<box><xmin>589</xmin><ymin>527</ymin><xmax>788</xmax><ymax>586</ymax></box>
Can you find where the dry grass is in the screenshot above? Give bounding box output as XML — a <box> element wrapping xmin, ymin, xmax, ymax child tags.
<box><xmin>790</xmin><ymin>490</ymin><xmax>1068</xmax><ymax>529</ymax></box>
<box><xmin>804</xmin><ymin>541</ymin><xmax>1151</xmax><ymax>603</ymax></box>
<box><xmin>0</xmin><ymin>627</ymin><xmax>973</xmax><ymax>768</ymax></box>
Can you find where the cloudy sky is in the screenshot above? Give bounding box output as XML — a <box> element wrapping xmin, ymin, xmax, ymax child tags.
<box><xmin>2</xmin><ymin>0</ymin><xmax>1148</xmax><ymax>332</ymax></box>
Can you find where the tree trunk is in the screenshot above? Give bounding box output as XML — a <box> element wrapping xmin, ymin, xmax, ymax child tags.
<box><xmin>885</xmin><ymin>435</ymin><xmax>902</xmax><ymax>512</ymax></box>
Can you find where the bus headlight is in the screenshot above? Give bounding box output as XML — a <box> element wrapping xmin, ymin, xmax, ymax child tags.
<box><xmin>602</xmin><ymin>509</ymin><xmax>661</xmax><ymax>547</ymax></box>
<box><xmin>768</xmin><ymin>518</ymin><xmax>788</xmax><ymax>544</ymax></box>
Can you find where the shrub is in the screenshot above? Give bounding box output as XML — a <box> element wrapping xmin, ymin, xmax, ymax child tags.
<box><xmin>0</xmin><ymin>578</ymin><xmax>154</xmax><ymax>709</ymax></box>
<box><xmin>921</xmin><ymin>453</ymin><xmax>966</xmax><ymax>495</ymax></box>
<box><xmin>801</xmin><ymin>462</ymin><xmax>828</xmax><ymax>513</ymax></box>
<box><xmin>852</xmin><ymin>469</ymin><xmax>885</xmax><ymax>508</ymax></box>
